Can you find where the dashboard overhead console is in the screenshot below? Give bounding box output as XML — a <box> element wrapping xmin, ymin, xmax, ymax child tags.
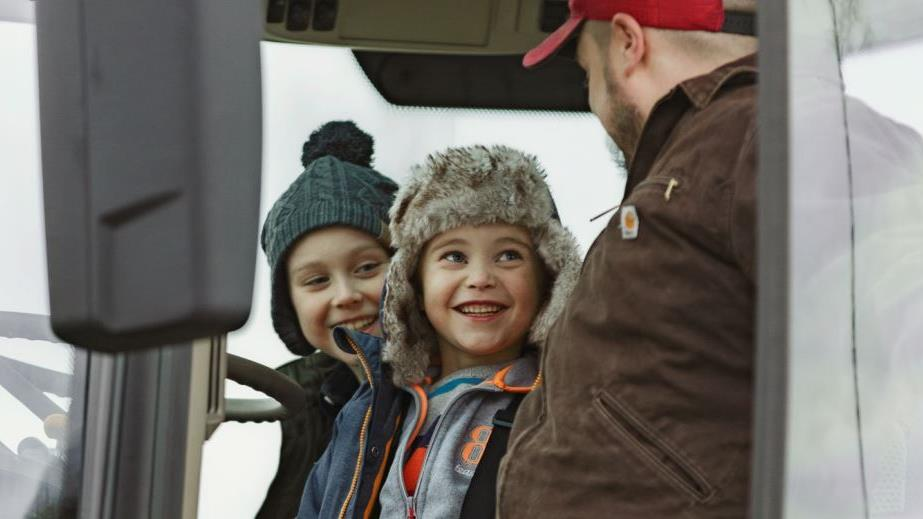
<box><xmin>266</xmin><ymin>0</ymin><xmax>756</xmax><ymax>112</ymax></box>
<box><xmin>264</xmin><ymin>0</ymin><xmax>756</xmax><ymax>54</ymax></box>
<box><xmin>264</xmin><ymin>0</ymin><xmax>567</xmax><ymax>54</ymax></box>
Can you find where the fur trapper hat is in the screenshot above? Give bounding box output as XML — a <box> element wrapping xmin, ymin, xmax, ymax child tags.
<box><xmin>382</xmin><ymin>145</ymin><xmax>581</xmax><ymax>384</ymax></box>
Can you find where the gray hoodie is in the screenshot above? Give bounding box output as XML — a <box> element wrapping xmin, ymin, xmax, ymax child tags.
<box><xmin>378</xmin><ymin>355</ymin><xmax>539</xmax><ymax>518</ymax></box>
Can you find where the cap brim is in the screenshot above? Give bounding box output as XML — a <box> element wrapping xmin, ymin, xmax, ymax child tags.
<box><xmin>522</xmin><ymin>15</ymin><xmax>585</xmax><ymax>69</ymax></box>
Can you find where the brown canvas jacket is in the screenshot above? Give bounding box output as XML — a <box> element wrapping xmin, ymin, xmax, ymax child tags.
<box><xmin>498</xmin><ymin>54</ymin><xmax>758</xmax><ymax>519</ymax></box>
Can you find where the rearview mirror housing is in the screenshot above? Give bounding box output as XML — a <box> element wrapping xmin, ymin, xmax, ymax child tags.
<box><xmin>35</xmin><ymin>0</ymin><xmax>263</xmax><ymax>351</ymax></box>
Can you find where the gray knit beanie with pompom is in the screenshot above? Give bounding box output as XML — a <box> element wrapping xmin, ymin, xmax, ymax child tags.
<box><xmin>261</xmin><ymin>121</ymin><xmax>398</xmax><ymax>355</ymax></box>
<box><xmin>381</xmin><ymin>145</ymin><xmax>581</xmax><ymax>385</ymax></box>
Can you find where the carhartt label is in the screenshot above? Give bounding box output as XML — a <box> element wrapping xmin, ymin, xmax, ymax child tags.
<box><xmin>620</xmin><ymin>205</ymin><xmax>639</xmax><ymax>240</ymax></box>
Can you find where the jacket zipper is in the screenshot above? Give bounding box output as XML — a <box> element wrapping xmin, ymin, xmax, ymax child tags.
<box><xmin>337</xmin><ymin>334</ymin><xmax>376</xmax><ymax>519</ymax></box>
<box><xmin>399</xmin><ymin>386</ymin><xmax>426</xmax><ymax>519</ymax></box>
<box><xmin>398</xmin><ymin>384</ymin><xmax>502</xmax><ymax>518</ymax></box>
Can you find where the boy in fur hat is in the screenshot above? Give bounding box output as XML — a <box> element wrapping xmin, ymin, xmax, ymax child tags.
<box><xmin>297</xmin><ymin>145</ymin><xmax>581</xmax><ymax>519</ymax></box>
<box><xmin>257</xmin><ymin>121</ymin><xmax>399</xmax><ymax>519</ymax></box>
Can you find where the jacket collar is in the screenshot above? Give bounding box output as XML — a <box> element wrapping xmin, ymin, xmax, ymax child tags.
<box><xmin>627</xmin><ymin>53</ymin><xmax>757</xmax><ymax>194</ymax></box>
<box><xmin>332</xmin><ymin>327</ymin><xmax>386</xmax><ymax>383</ymax></box>
<box><xmin>319</xmin><ymin>361</ymin><xmax>361</xmax><ymax>407</ymax></box>
<box><xmin>678</xmin><ymin>53</ymin><xmax>757</xmax><ymax>110</ymax></box>
<box><xmin>419</xmin><ymin>351</ymin><xmax>540</xmax><ymax>393</ymax></box>
<box><xmin>332</xmin><ymin>327</ymin><xmax>541</xmax><ymax>392</ymax></box>
<box><xmin>489</xmin><ymin>351</ymin><xmax>539</xmax><ymax>393</ymax></box>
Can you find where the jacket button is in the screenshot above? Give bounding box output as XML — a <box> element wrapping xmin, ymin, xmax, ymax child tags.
<box><xmin>369</xmin><ymin>446</ymin><xmax>380</xmax><ymax>459</ymax></box>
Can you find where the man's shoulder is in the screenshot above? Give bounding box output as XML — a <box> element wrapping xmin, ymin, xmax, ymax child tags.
<box><xmin>675</xmin><ymin>70</ymin><xmax>757</xmax><ymax>155</ymax></box>
<box><xmin>680</xmin><ymin>53</ymin><xmax>758</xmax><ymax>136</ymax></box>
<box><xmin>695</xmin><ymin>82</ymin><xmax>757</xmax><ymax>148</ymax></box>
<box><xmin>678</xmin><ymin>53</ymin><xmax>758</xmax><ymax>110</ymax></box>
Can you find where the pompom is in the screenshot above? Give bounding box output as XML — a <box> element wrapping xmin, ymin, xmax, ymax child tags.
<box><xmin>301</xmin><ymin>120</ymin><xmax>374</xmax><ymax>168</ymax></box>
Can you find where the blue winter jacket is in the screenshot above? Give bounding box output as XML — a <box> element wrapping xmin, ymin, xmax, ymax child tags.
<box><xmin>297</xmin><ymin>328</ymin><xmax>407</xmax><ymax>519</ymax></box>
<box><xmin>297</xmin><ymin>328</ymin><xmax>537</xmax><ymax>519</ymax></box>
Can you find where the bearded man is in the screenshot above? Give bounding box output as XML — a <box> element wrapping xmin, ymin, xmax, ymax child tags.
<box><xmin>497</xmin><ymin>1</ymin><xmax>760</xmax><ymax>517</ymax></box>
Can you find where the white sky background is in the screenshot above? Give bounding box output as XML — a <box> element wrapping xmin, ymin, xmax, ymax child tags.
<box><xmin>841</xmin><ymin>40</ymin><xmax>923</xmax><ymax>133</ymax></box>
<box><xmin>0</xmin><ymin>18</ymin><xmax>60</xmax><ymax>458</ymax></box>
<box><xmin>0</xmin><ymin>20</ymin><xmax>623</xmax><ymax>518</ymax></box>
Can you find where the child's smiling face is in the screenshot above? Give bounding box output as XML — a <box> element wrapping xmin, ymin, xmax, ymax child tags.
<box><xmin>287</xmin><ymin>226</ymin><xmax>390</xmax><ymax>364</ymax></box>
<box><xmin>418</xmin><ymin>223</ymin><xmax>545</xmax><ymax>374</ymax></box>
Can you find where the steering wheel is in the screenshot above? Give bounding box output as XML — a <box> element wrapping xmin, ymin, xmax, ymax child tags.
<box><xmin>224</xmin><ymin>354</ymin><xmax>306</xmax><ymax>423</ymax></box>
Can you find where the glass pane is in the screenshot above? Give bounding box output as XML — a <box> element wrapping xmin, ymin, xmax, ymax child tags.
<box><xmin>0</xmin><ymin>21</ymin><xmax>86</xmax><ymax>519</ymax></box>
<box><xmin>787</xmin><ymin>0</ymin><xmax>923</xmax><ymax>516</ymax></box>
<box><xmin>840</xmin><ymin>9</ymin><xmax>923</xmax><ymax>519</ymax></box>
<box><xmin>0</xmin><ymin>323</ymin><xmax>86</xmax><ymax>519</ymax></box>
<box><xmin>199</xmin><ymin>42</ymin><xmax>625</xmax><ymax>518</ymax></box>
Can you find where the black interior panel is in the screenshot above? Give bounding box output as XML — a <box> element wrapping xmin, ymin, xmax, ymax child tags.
<box><xmin>353</xmin><ymin>51</ymin><xmax>589</xmax><ymax>112</ymax></box>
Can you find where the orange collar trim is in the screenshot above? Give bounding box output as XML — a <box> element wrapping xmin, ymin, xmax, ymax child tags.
<box><xmin>491</xmin><ymin>364</ymin><xmax>540</xmax><ymax>394</ymax></box>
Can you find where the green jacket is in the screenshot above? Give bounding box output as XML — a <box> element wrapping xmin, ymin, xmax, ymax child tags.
<box><xmin>257</xmin><ymin>352</ymin><xmax>359</xmax><ymax>519</ymax></box>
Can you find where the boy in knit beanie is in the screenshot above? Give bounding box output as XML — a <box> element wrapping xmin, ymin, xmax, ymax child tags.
<box><xmin>298</xmin><ymin>145</ymin><xmax>581</xmax><ymax>519</ymax></box>
<box><xmin>257</xmin><ymin>121</ymin><xmax>399</xmax><ymax>519</ymax></box>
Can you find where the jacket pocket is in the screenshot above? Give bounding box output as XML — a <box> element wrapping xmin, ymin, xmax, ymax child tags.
<box><xmin>593</xmin><ymin>389</ymin><xmax>715</xmax><ymax>503</ymax></box>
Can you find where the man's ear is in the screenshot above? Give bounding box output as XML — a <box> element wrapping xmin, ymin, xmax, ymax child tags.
<box><xmin>608</xmin><ymin>13</ymin><xmax>646</xmax><ymax>77</ymax></box>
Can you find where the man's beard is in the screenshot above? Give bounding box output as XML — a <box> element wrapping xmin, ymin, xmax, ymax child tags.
<box><xmin>605</xmin><ymin>134</ymin><xmax>628</xmax><ymax>177</ymax></box>
<box><xmin>603</xmin><ymin>76</ymin><xmax>644</xmax><ymax>171</ymax></box>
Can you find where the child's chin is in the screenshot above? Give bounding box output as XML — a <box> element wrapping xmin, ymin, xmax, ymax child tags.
<box><xmin>456</xmin><ymin>340</ymin><xmax>515</xmax><ymax>358</ymax></box>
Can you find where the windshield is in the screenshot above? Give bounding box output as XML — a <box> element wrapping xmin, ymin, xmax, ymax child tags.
<box><xmin>0</xmin><ymin>20</ymin><xmax>623</xmax><ymax>518</ymax></box>
<box><xmin>0</xmin><ymin>21</ymin><xmax>86</xmax><ymax>518</ymax></box>
<box><xmin>0</xmin><ymin>317</ymin><xmax>85</xmax><ymax>519</ymax></box>
<box><xmin>782</xmin><ymin>1</ymin><xmax>923</xmax><ymax>516</ymax></box>
<box><xmin>198</xmin><ymin>40</ymin><xmax>626</xmax><ymax>517</ymax></box>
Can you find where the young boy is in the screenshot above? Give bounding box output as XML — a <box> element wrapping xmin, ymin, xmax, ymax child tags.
<box><xmin>257</xmin><ymin>121</ymin><xmax>399</xmax><ymax>519</ymax></box>
<box><xmin>298</xmin><ymin>145</ymin><xmax>581</xmax><ymax>518</ymax></box>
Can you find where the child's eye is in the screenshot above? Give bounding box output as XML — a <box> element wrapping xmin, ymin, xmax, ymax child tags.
<box><xmin>440</xmin><ymin>251</ymin><xmax>467</xmax><ymax>264</ymax></box>
<box><xmin>301</xmin><ymin>275</ymin><xmax>329</xmax><ymax>287</ymax></box>
<box><xmin>497</xmin><ymin>250</ymin><xmax>524</xmax><ymax>262</ymax></box>
<box><xmin>355</xmin><ymin>261</ymin><xmax>383</xmax><ymax>276</ymax></box>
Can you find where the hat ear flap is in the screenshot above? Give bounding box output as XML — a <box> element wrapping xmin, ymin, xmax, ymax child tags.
<box><xmin>270</xmin><ymin>267</ymin><xmax>314</xmax><ymax>355</ymax></box>
<box><xmin>391</xmin><ymin>191</ymin><xmax>415</xmax><ymax>227</ymax></box>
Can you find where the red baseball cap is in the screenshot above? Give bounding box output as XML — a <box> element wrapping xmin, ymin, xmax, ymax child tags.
<box><xmin>523</xmin><ymin>0</ymin><xmax>725</xmax><ymax>68</ymax></box>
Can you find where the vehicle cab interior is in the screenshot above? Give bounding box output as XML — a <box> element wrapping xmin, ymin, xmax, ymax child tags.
<box><xmin>0</xmin><ymin>0</ymin><xmax>922</xmax><ymax>517</ymax></box>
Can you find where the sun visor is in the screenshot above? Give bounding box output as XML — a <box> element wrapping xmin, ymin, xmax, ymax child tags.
<box><xmin>353</xmin><ymin>50</ymin><xmax>589</xmax><ymax>111</ymax></box>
